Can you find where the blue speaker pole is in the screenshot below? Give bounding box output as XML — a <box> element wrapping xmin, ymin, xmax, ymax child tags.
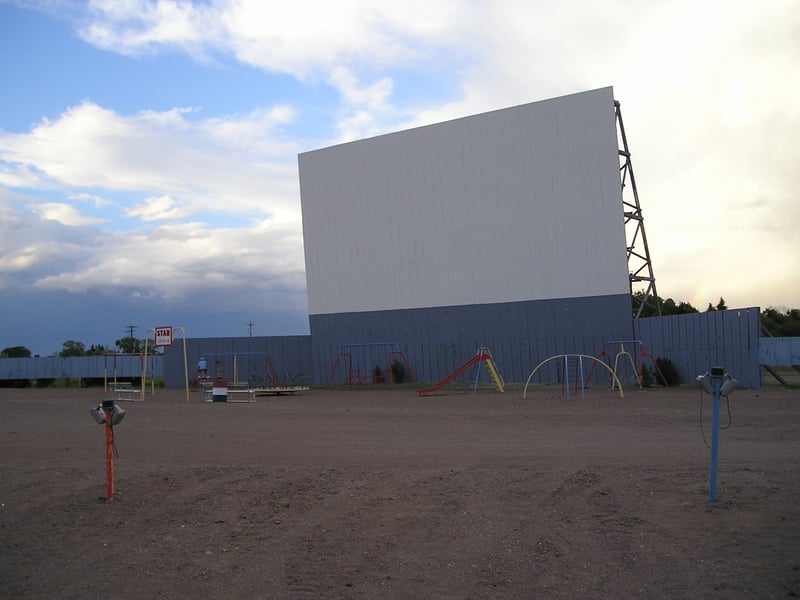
<box><xmin>708</xmin><ymin>372</ymin><xmax>722</xmax><ymax>503</ymax></box>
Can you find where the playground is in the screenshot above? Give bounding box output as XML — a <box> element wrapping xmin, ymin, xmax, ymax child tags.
<box><xmin>1</xmin><ymin>385</ymin><xmax>798</xmax><ymax>599</ymax></box>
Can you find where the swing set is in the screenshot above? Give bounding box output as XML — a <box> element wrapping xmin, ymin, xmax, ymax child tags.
<box><xmin>586</xmin><ymin>339</ymin><xmax>669</xmax><ymax>389</ymax></box>
<box><xmin>326</xmin><ymin>342</ymin><xmax>415</xmax><ymax>387</ymax></box>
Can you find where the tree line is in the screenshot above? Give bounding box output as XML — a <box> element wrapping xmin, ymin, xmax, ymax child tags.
<box><xmin>0</xmin><ymin>336</ymin><xmax>162</xmax><ymax>359</ymax></box>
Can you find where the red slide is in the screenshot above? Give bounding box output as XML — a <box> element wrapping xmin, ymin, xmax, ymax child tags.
<box><xmin>416</xmin><ymin>353</ymin><xmax>488</xmax><ymax>396</ymax></box>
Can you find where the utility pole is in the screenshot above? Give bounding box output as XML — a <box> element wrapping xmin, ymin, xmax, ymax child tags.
<box><xmin>125</xmin><ymin>325</ymin><xmax>137</xmax><ymax>340</ymax></box>
<box><xmin>247</xmin><ymin>321</ymin><xmax>254</xmax><ymax>337</ymax></box>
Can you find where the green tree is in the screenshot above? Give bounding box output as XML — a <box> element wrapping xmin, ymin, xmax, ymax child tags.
<box><xmin>632</xmin><ymin>291</ymin><xmax>699</xmax><ymax>317</ymax></box>
<box><xmin>761</xmin><ymin>307</ymin><xmax>800</xmax><ymax>337</ymax></box>
<box><xmin>115</xmin><ymin>336</ymin><xmax>144</xmax><ymax>354</ymax></box>
<box><xmin>86</xmin><ymin>344</ymin><xmax>108</xmax><ymax>356</ymax></box>
<box><xmin>675</xmin><ymin>301</ymin><xmax>699</xmax><ymax>314</ymax></box>
<box><xmin>59</xmin><ymin>340</ymin><xmax>86</xmax><ymax>357</ymax></box>
<box><xmin>1</xmin><ymin>346</ymin><xmax>32</xmax><ymax>358</ymax></box>
<box><xmin>706</xmin><ymin>297</ymin><xmax>728</xmax><ymax>312</ymax></box>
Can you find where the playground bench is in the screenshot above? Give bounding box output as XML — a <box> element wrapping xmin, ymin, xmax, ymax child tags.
<box><xmin>200</xmin><ymin>381</ymin><xmax>255</xmax><ymax>402</ymax></box>
<box><xmin>108</xmin><ymin>382</ymin><xmax>143</xmax><ymax>401</ymax></box>
<box><xmin>226</xmin><ymin>382</ymin><xmax>256</xmax><ymax>402</ymax></box>
<box><xmin>253</xmin><ymin>385</ymin><xmax>310</xmax><ymax>396</ymax></box>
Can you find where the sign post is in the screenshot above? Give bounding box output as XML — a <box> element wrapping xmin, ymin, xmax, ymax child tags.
<box><xmin>145</xmin><ymin>325</ymin><xmax>190</xmax><ymax>402</ymax></box>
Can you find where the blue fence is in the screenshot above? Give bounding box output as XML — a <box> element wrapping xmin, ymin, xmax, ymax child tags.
<box><xmin>0</xmin><ymin>355</ymin><xmax>163</xmax><ymax>381</ymax></box>
<box><xmin>634</xmin><ymin>307</ymin><xmax>761</xmax><ymax>388</ymax></box>
<box><xmin>759</xmin><ymin>337</ymin><xmax>800</xmax><ymax>366</ymax></box>
<box><xmin>0</xmin><ymin>309</ymin><xmax>769</xmax><ymax>389</ymax></box>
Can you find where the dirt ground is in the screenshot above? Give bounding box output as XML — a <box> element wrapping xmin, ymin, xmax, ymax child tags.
<box><xmin>1</xmin><ymin>383</ymin><xmax>798</xmax><ymax>599</ymax></box>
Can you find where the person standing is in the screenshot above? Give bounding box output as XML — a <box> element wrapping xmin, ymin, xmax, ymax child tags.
<box><xmin>197</xmin><ymin>356</ymin><xmax>208</xmax><ymax>379</ymax></box>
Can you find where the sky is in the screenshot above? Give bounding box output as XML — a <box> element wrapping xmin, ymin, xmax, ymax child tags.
<box><xmin>1</xmin><ymin>0</ymin><xmax>798</xmax><ymax>356</ymax></box>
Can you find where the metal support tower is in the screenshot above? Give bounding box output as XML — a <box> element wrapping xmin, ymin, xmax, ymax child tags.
<box><xmin>615</xmin><ymin>100</ymin><xmax>661</xmax><ymax>318</ymax></box>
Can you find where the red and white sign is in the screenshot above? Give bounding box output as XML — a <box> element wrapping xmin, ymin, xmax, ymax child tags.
<box><xmin>154</xmin><ymin>326</ymin><xmax>173</xmax><ymax>347</ymax></box>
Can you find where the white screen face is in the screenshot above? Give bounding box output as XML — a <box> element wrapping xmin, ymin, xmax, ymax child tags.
<box><xmin>300</xmin><ymin>87</ymin><xmax>628</xmax><ymax>316</ymax></box>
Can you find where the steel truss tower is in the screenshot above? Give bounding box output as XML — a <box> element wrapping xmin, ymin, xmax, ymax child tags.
<box><xmin>615</xmin><ymin>100</ymin><xmax>661</xmax><ymax>318</ymax></box>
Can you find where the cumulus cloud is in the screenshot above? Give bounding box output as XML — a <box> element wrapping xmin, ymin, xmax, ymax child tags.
<box><xmin>0</xmin><ymin>246</ymin><xmax>39</xmax><ymax>273</ymax></box>
<box><xmin>0</xmin><ymin>101</ymin><xmax>302</xmax><ymax>220</ymax></box>
<box><xmin>73</xmin><ymin>0</ymin><xmax>464</xmax><ymax>76</ymax></box>
<box><xmin>126</xmin><ymin>195</ymin><xmax>194</xmax><ymax>221</ymax></box>
<box><xmin>78</xmin><ymin>0</ymin><xmax>222</xmax><ymax>59</ymax></box>
<box><xmin>0</xmin><ymin>195</ymin><xmax>305</xmax><ymax>311</ymax></box>
<box><xmin>42</xmin><ymin>220</ymin><xmax>307</xmax><ymax>311</ymax></box>
<box><xmin>326</xmin><ymin>67</ymin><xmax>397</xmax><ymax>141</ymax></box>
<box><xmin>33</xmin><ymin>202</ymin><xmax>109</xmax><ymax>226</ymax></box>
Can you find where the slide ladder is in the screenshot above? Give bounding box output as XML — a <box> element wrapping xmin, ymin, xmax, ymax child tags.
<box><xmin>479</xmin><ymin>347</ymin><xmax>505</xmax><ymax>393</ymax></box>
<box><xmin>417</xmin><ymin>347</ymin><xmax>504</xmax><ymax>396</ymax></box>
